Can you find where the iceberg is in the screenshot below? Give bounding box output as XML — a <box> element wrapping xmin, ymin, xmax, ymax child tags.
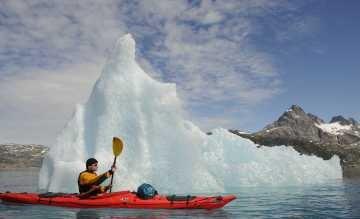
<box><xmin>39</xmin><ymin>34</ymin><xmax>341</xmax><ymax>193</ymax></box>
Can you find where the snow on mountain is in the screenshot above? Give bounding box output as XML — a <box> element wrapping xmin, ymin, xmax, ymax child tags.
<box><xmin>315</xmin><ymin>122</ymin><xmax>352</xmax><ymax>135</ymax></box>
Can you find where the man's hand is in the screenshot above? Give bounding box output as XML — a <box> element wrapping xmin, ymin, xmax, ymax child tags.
<box><xmin>108</xmin><ymin>165</ymin><xmax>117</xmax><ymax>174</ymax></box>
<box><xmin>104</xmin><ymin>185</ymin><xmax>112</xmax><ymax>192</ymax></box>
<box><xmin>91</xmin><ymin>185</ymin><xmax>100</xmax><ymax>190</ymax></box>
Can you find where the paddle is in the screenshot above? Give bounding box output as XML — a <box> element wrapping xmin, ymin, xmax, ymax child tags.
<box><xmin>109</xmin><ymin>137</ymin><xmax>124</xmax><ymax>193</ymax></box>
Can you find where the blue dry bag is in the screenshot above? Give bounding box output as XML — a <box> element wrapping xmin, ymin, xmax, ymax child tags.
<box><xmin>137</xmin><ymin>183</ymin><xmax>158</xmax><ymax>199</ymax></box>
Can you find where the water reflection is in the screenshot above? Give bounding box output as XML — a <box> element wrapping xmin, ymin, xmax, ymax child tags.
<box><xmin>343</xmin><ymin>179</ymin><xmax>360</xmax><ymax>218</ymax></box>
<box><xmin>2</xmin><ymin>169</ymin><xmax>360</xmax><ymax>218</ymax></box>
<box><xmin>75</xmin><ymin>208</ymin><xmax>232</xmax><ymax>219</ymax></box>
<box><xmin>0</xmin><ymin>168</ymin><xmax>39</xmax><ymax>193</ymax></box>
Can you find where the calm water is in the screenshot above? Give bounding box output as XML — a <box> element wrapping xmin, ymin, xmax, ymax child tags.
<box><xmin>1</xmin><ymin>169</ymin><xmax>360</xmax><ymax>218</ymax></box>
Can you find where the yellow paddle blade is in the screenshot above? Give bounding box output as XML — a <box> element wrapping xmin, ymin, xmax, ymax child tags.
<box><xmin>113</xmin><ymin>137</ymin><xmax>124</xmax><ymax>157</ymax></box>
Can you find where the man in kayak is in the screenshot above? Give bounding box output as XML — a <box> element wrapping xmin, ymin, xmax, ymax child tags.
<box><xmin>78</xmin><ymin>158</ymin><xmax>116</xmax><ymax>196</ymax></box>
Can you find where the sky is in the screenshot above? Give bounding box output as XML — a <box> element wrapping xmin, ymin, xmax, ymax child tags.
<box><xmin>0</xmin><ymin>0</ymin><xmax>359</xmax><ymax>145</ymax></box>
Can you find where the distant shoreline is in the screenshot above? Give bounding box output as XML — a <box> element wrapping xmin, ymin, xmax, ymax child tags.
<box><xmin>0</xmin><ymin>167</ymin><xmax>40</xmax><ymax>171</ymax></box>
<box><xmin>0</xmin><ymin>144</ymin><xmax>48</xmax><ymax>170</ymax></box>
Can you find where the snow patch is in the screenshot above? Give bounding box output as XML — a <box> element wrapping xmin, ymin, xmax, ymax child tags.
<box><xmin>315</xmin><ymin>122</ymin><xmax>352</xmax><ymax>135</ymax></box>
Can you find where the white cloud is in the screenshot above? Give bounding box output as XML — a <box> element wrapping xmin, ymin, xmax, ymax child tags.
<box><xmin>136</xmin><ymin>0</ymin><xmax>288</xmax><ymax>105</ymax></box>
<box><xmin>0</xmin><ymin>0</ymin><xmax>311</xmax><ymax>144</ymax></box>
<box><xmin>202</xmin><ymin>10</ymin><xmax>223</xmax><ymax>25</ymax></box>
<box><xmin>0</xmin><ymin>62</ymin><xmax>103</xmax><ymax>145</ymax></box>
<box><xmin>0</xmin><ymin>0</ymin><xmax>125</xmax><ymax>68</ymax></box>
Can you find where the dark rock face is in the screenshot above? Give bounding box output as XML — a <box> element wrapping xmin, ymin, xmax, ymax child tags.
<box><xmin>0</xmin><ymin>144</ymin><xmax>48</xmax><ymax>169</ymax></box>
<box><xmin>229</xmin><ymin>105</ymin><xmax>360</xmax><ymax>178</ymax></box>
<box><xmin>349</xmin><ymin>118</ymin><xmax>359</xmax><ymax>126</ymax></box>
<box><xmin>307</xmin><ymin>113</ymin><xmax>325</xmax><ymax>124</ymax></box>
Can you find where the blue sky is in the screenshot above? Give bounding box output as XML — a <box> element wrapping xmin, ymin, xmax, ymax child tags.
<box><xmin>253</xmin><ymin>0</ymin><xmax>360</xmax><ymax>127</ymax></box>
<box><xmin>0</xmin><ymin>0</ymin><xmax>359</xmax><ymax>145</ymax></box>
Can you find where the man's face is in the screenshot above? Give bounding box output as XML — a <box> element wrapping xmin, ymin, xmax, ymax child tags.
<box><xmin>88</xmin><ymin>163</ymin><xmax>98</xmax><ymax>172</ymax></box>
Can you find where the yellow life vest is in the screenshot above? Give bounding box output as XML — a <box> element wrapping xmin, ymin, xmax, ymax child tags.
<box><xmin>78</xmin><ymin>170</ymin><xmax>111</xmax><ymax>194</ymax></box>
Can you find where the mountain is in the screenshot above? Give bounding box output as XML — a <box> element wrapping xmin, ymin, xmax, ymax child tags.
<box><xmin>230</xmin><ymin>105</ymin><xmax>360</xmax><ymax>178</ymax></box>
<box><xmin>0</xmin><ymin>144</ymin><xmax>48</xmax><ymax>169</ymax></box>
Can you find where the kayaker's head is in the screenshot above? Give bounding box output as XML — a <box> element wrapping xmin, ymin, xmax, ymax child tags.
<box><xmin>86</xmin><ymin>158</ymin><xmax>98</xmax><ymax>172</ymax></box>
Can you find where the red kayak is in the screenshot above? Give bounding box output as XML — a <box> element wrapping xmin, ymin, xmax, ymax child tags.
<box><xmin>0</xmin><ymin>191</ymin><xmax>236</xmax><ymax>210</ymax></box>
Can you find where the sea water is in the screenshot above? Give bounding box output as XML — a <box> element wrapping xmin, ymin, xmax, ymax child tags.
<box><xmin>1</xmin><ymin>169</ymin><xmax>360</xmax><ymax>218</ymax></box>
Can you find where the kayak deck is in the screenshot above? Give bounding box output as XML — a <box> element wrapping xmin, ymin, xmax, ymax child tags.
<box><xmin>0</xmin><ymin>191</ymin><xmax>236</xmax><ymax>210</ymax></box>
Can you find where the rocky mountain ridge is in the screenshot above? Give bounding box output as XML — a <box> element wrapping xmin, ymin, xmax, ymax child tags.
<box><xmin>230</xmin><ymin>105</ymin><xmax>360</xmax><ymax>178</ymax></box>
<box><xmin>0</xmin><ymin>144</ymin><xmax>48</xmax><ymax>169</ymax></box>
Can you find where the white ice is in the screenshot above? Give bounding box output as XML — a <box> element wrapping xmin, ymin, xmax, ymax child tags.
<box><xmin>39</xmin><ymin>34</ymin><xmax>342</xmax><ymax>194</ymax></box>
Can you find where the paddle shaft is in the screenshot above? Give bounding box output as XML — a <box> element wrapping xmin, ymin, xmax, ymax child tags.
<box><xmin>109</xmin><ymin>156</ymin><xmax>117</xmax><ymax>193</ymax></box>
